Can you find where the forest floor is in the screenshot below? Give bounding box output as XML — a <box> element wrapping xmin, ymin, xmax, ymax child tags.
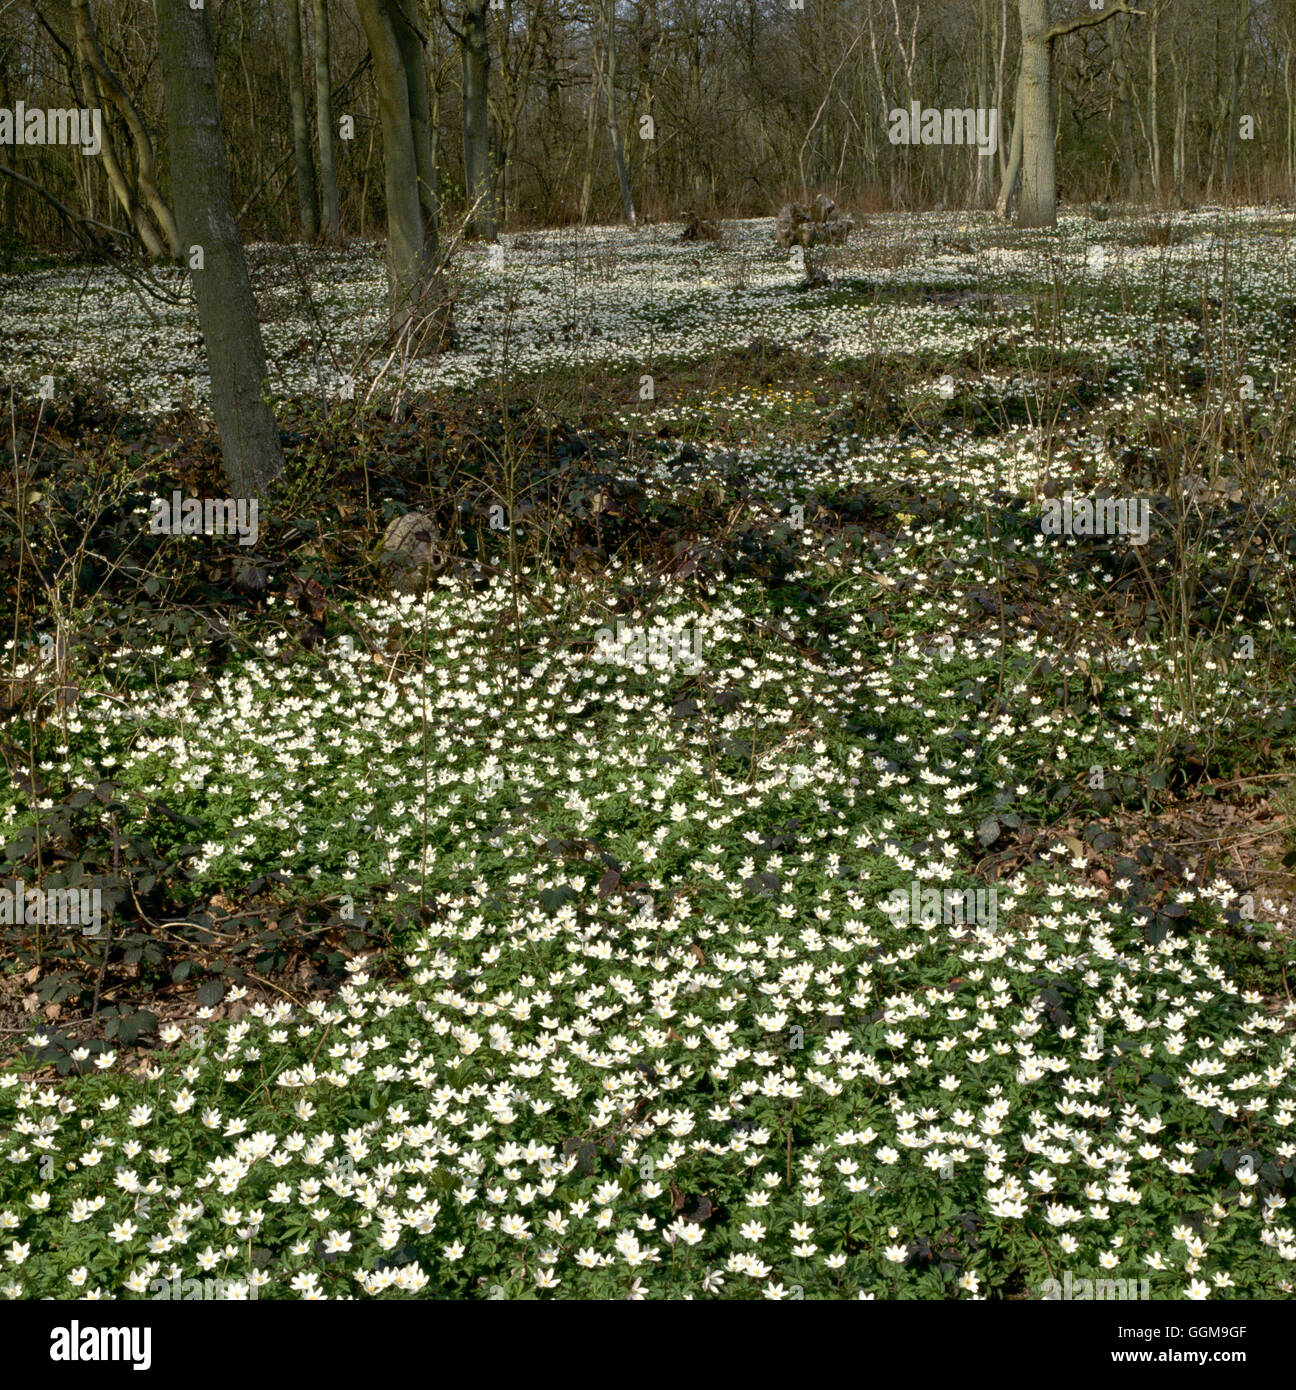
<box><xmin>2</xmin><ymin>206</ymin><xmax>1296</xmax><ymax>1299</ymax></box>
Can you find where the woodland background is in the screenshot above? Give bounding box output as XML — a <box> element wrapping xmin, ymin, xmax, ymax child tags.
<box><xmin>3</xmin><ymin>0</ymin><xmax>1295</xmax><ymax>257</ymax></box>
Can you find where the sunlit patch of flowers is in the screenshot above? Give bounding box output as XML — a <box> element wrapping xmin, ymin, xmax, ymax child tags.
<box><xmin>4</xmin><ymin>205</ymin><xmax>1296</xmax><ymax>1298</ymax></box>
<box><xmin>2</xmin><ymin>505</ymin><xmax>1294</xmax><ymax>1296</ymax></box>
<box><xmin>5</xmin><ymin>206</ymin><xmax>1296</xmax><ymax>408</ymax></box>
<box><xmin>2</xmin><ymin>864</ymin><xmax>1294</xmax><ymax>1300</ymax></box>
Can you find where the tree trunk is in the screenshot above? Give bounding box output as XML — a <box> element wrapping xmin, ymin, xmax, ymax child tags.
<box><xmin>74</xmin><ymin>0</ymin><xmax>181</xmax><ymax>255</ymax></box>
<box><xmin>580</xmin><ymin>71</ymin><xmax>598</xmax><ymax>222</ymax></box>
<box><xmin>429</xmin><ymin>11</ymin><xmax>443</xmax><ymax>216</ymax></box>
<box><xmin>997</xmin><ymin>62</ymin><xmax>1025</xmax><ymax>219</ymax></box>
<box><xmin>1016</xmin><ymin>0</ymin><xmax>1056</xmax><ymax>227</ymax></box>
<box><xmin>355</xmin><ymin>0</ymin><xmax>437</xmax><ymax>332</ymax></box>
<box><xmin>495</xmin><ymin>0</ymin><xmax>513</xmax><ymax>227</ymax></box>
<box><xmin>996</xmin><ymin>0</ymin><xmax>1009</xmax><ymax>182</ymax></box>
<box><xmin>287</xmin><ymin>0</ymin><xmax>319</xmax><ymax>242</ymax></box>
<box><xmin>0</xmin><ymin>65</ymin><xmax>14</xmax><ymax>232</ymax></box>
<box><xmin>1286</xmin><ymin>46</ymin><xmax>1293</xmax><ymax>194</ymax></box>
<box><xmin>313</xmin><ymin>0</ymin><xmax>342</xmax><ymax>243</ymax></box>
<box><xmin>867</xmin><ymin>5</ymin><xmax>898</xmax><ymax>204</ymax></box>
<box><xmin>390</xmin><ymin>0</ymin><xmax>437</xmax><ymax>236</ymax></box>
<box><xmin>1147</xmin><ymin>0</ymin><xmax>1161</xmax><ymax>194</ymax></box>
<box><xmin>1172</xmin><ymin>50</ymin><xmax>1187</xmax><ymax>198</ymax></box>
<box><xmin>974</xmin><ymin>0</ymin><xmax>993</xmax><ymax>206</ymax></box>
<box><xmin>1287</xmin><ymin>46</ymin><xmax>1295</xmax><ymax>197</ymax></box>
<box><xmin>461</xmin><ymin>0</ymin><xmax>497</xmax><ymax>238</ymax></box>
<box><xmin>1223</xmin><ymin>4</ymin><xmax>1247</xmax><ymax>198</ymax></box>
<box><xmin>598</xmin><ymin>0</ymin><xmax>635</xmax><ymax>225</ymax></box>
<box><xmin>73</xmin><ymin>9</ymin><xmax>166</xmax><ymax>256</ymax></box>
<box><xmin>1119</xmin><ymin>51</ymin><xmax>1141</xmax><ymax>199</ymax></box>
<box><xmin>154</xmin><ymin>0</ymin><xmax>284</xmax><ymax>500</ymax></box>
<box><xmin>1013</xmin><ymin>0</ymin><xmax>1139</xmax><ymax>226</ymax></box>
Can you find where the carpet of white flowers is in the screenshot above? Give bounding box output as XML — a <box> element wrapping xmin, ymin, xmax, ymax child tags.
<box><xmin>2</xmin><ymin>208</ymin><xmax>1296</xmax><ymax>1300</ymax></box>
<box><xmin>2</xmin><ymin>503</ymin><xmax>1294</xmax><ymax>1299</ymax></box>
<box><xmin>5</xmin><ymin>205</ymin><xmax>1296</xmax><ymax>409</ymax></box>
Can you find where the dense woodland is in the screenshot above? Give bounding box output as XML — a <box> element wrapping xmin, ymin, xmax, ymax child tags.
<box><xmin>5</xmin><ymin>0</ymin><xmax>1296</xmax><ymax>254</ymax></box>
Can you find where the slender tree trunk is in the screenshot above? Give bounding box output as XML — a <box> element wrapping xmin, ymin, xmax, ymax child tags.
<box><xmin>154</xmin><ymin>0</ymin><xmax>284</xmax><ymax>499</ymax></box>
<box><xmin>355</xmin><ymin>0</ymin><xmax>437</xmax><ymax>333</ymax></box>
<box><xmin>867</xmin><ymin>5</ymin><xmax>898</xmax><ymax>204</ymax></box>
<box><xmin>580</xmin><ymin>72</ymin><xmax>598</xmax><ymax>222</ymax></box>
<box><xmin>73</xmin><ymin>11</ymin><xmax>166</xmax><ymax>256</ymax></box>
<box><xmin>1205</xmin><ymin>12</ymin><xmax>1224</xmax><ymax>198</ymax></box>
<box><xmin>1119</xmin><ymin>52</ymin><xmax>1141</xmax><ymax>199</ymax></box>
<box><xmin>1147</xmin><ymin>0</ymin><xmax>1161</xmax><ymax>194</ymax></box>
<box><xmin>1223</xmin><ymin>4</ymin><xmax>1247</xmax><ymax>198</ymax></box>
<box><xmin>287</xmin><ymin>0</ymin><xmax>319</xmax><ymax>241</ymax></box>
<box><xmin>1287</xmin><ymin>45</ymin><xmax>1295</xmax><ymax>197</ymax></box>
<box><xmin>461</xmin><ymin>0</ymin><xmax>497</xmax><ymax>238</ymax></box>
<box><xmin>597</xmin><ymin>0</ymin><xmax>635</xmax><ymax>224</ymax></box>
<box><xmin>313</xmin><ymin>0</ymin><xmax>341</xmax><ymax>242</ymax></box>
<box><xmin>495</xmin><ymin>0</ymin><xmax>513</xmax><ymax>227</ymax></box>
<box><xmin>74</xmin><ymin>0</ymin><xmax>180</xmax><ymax>255</ymax></box>
<box><xmin>996</xmin><ymin>0</ymin><xmax>1009</xmax><ymax>181</ymax></box>
<box><xmin>429</xmin><ymin>12</ymin><xmax>442</xmax><ymax>215</ymax></box>
<box><xmin>1172</xmin><ymin>50</ymin><xmax>1187</xmax><ymax>199</ymax></box>
<box><xmin>974</xmin><ymin>0</ymin><xmax>992</xmax><ymax>206</ymax></box>
<box><xmin>997</xmin><ymin>62</ymin><xmax>1025</xmax><ymax>219</ymax></box>
<box><xmin>0</xmin><ymin>67</ymin><xmax>13</xmax><ymax>231</ymax></box>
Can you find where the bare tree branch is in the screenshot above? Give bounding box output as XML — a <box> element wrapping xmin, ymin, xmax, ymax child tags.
<box><xmin>1047</xmin><ymin>0</ymin><xmax>1144</xmax><ymax>43</ymax></box>
<box><xmin>0</xmin><ymin>161</ymin><xmax>130</xmax><ymax>246</ymax></box>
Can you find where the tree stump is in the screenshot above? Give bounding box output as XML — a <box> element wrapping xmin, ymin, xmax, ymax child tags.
<box><xmin>381</xmin><ymin>512</ymin><xmax>450</xmax><ymax>594</ymax></box>
<box><xmin>774</xmin><ymin>194</ymin><xmax>854</xmax><ymax>249</ymax></box>
<box><xmin>678</xmin><ymin>209</ymin><xmax>720</xmax><ymax>242</ymax></box>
